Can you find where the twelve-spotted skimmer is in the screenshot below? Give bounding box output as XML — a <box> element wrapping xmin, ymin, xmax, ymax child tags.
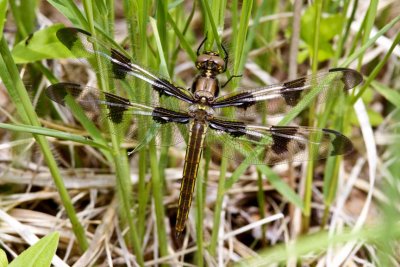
<box><xmin>45</xmin><ymin>27</ymin><xmax>363</xmax><ymax>238</ymax></box>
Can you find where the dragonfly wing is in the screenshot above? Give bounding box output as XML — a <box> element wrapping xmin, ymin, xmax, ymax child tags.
<box><xmin>56</xmin><ymin>27</ymin><xmax>195</xmax><ymax>103</ymax></box>
<box><xmin>46</xmin><ymin>83</ymin><xmax>190</xmax><ymax>148</ymax></box>
<box><xmin>212</xmin><ymin>68</ymin><xmax>363</xmax><ymax>113</ymax></box>
<box><xmin>206</xmin><ymin>118</ymin><xmax>353</xmax><ymax>166</ymax></box>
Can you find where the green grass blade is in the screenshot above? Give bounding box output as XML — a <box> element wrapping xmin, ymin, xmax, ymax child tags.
<box><xmin>351</xmin><ymin>30</ymin><xmax>400</xmax><ymax>104</ymax></box>
<box><xmin>149</xmin><ymin>17</ymin><xmax>168</xmax><ymax>259</ymax></box>
<box><xmin>47</xmin><ymin>0</ymin><xmax>89</xmax><ymax>29</ymax></box>
<box><xmin>0</xmin><ymin>0</ymin><xmax>7</xmax><ymax>39</ymax></box>
<box><xmin>0</xmin><ymin>34</ymin><xmax>89</xmax><ymax>252</ymax></box>
<box><xmin>357</xmin><ymin>0</ymin><xmax>378</xmax><ymax>68</ymax></box>
<box><xmin>0</xmin><ymin>123</ymin><xmax>108</xmax><ymax>149</ymax></box>
<box><xmin>196</xmin><ymin>166</ymin><xmax>205</xmax><ymax>267</ymax></box>
<box><xmin>341</xmin><ymin>15</ymin><xmax>400</xmax><ymax>67</ymax></box>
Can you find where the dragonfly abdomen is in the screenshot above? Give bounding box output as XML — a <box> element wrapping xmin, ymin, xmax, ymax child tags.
<box><xmin>175</xmin><ymin>120</ymin><xmax>208</xmax><ymax>236</ymax></box>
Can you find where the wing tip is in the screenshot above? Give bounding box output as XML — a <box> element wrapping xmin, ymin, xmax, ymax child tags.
<box><xmin>45</xmin><ymin>82</ymin><xmax>81</xmax><ymax>105</ymax></box>
<box><xmin>329</xmin><ymin>68</ymin><xmax>364</xmax><ymax>90</ymax></box>
<box><xmin>322</xmin><ymin>128</ymin><xmax>354</xmax><ymax>156</ymax></box>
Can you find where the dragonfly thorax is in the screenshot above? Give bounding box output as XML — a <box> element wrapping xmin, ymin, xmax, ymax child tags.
<box><xmin>191</xmin><ymin>75</ymin><xmax>220</xmax><ymax>103</ymax></box>
<box><xmin>188</xmin><ymin>104</ymin><xmax>214</xmax><ymax>121</ymax></box>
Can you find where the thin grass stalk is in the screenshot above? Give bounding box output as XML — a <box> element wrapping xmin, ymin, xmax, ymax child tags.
<box><xmin>149</xmin><ymin>18</ymin><xmax>168</xmax><ymax>259</ymax></box>
<box><xmin>8</xmin><ymin>1</ymin><xmax>28</xmax><ymax>37</ymax></box>
<box><xmin>251</xmin><ymin>1</ymin><xmax>270</xmax><ymax>238</ymax></box>
<box><xmin>303</xmin><ymin>0</ymin><xmax>324</xmax><ymax>232</ymax></box>
<box><xmin>288</xmin><ymin>0</ymin><xmax>302</xmax><ymax>79</ymax></box>
<box><xmin>202</xmin><ymin>148</ymin><xmax>211</xmax><ymax>206</ymax></box>
<box><xmin>170</xmin><ymin>3</ymin><xmax>196</xmax><ymax>65</ymax></box>
<box><xmin>320</xmin><ymin>0</ymin><xmax>356</xmax><ymax>218</ymax></box>
<box><xmin>211</xmin><ymin>0</ymin><xmax>226</xmax><ymax>35</ymax></box>
<box><xmin>149</xmin><ymin>144</ymin><xmax>168</xmax><ymax>257</ymax></box>
<box><xmin>256</xmin><ymin>171</ymin><xmax>267</xmax><ymax>245</ymax></box>
<box><xmin>351</xmin><ymin>31</ymin><xmax>400</xmax><ymax>105</ymax></box>
<box><xmin>238</xmin><ymin>0</ymin><xmax>267</xmax><ymax>74</ymax></box>
<box><xmin>209</xmin><ymin>0</ymin><xmax>253</xmax><ymax>255</ymax></box>
<box><xmin>202</xmin><ymin>148</ymin><xmax>211</xmax><ymax>249</ymax></box>
<box><xmin>0</xmin><ymin>123</ymin><xmax>107</xmax><ymax>149</ymax></box>
<box><xmin>158</xmin><ymin>8</ymin><xmax>176</xmax><ymax>185</ymax></box>
<box><xmin>357</xmin><ymin>0</ymin><xmax>378</xmax><ymax>70</ymax></box>
<box><xmin>232</xmin><ymin>0</ymin><xmax>252</xmax><ymax>74</ymax></box>
<box><xmin>106</xmin><ymin>0</ymin><xmax>114</xmax><ymax>33</ymax></box>
<box><xmin>320</xmin><ymin>95</ymin><xmax>346</xmax><ymax>227</ymax></box>
<box><xmin>157</xmin><ymin>0</ymin><xmax>169</xmax><ymax>58</ymax></box>
<box><xmin>230</xmin><ymin>0</ymin><xmax>238</xmax><ymax>44</ymax></box>
<box><xmin>206</xmin><ymin>0</ymin><xmax>229</xmax><ymax>256</ymax></box>
<box><xmin>209</xmin><ymin>147</ymin><xmax>228</xmax><ymax>256</ymax></box>
<box><xmin>82</xmin><ymin>0</ymin><xmax>94</xmax><ymax>32</ymax></box>
<box><xmin>0</xmin><ymin>37</ymin><xmax>89</xmax><ymax>251</ymax></box>
<box><xmin>82</xmin><ymin>1</ymin><xmax>143</xmax><ymax>263</ymax></box>
<box><xmin>260</xmin><ymin>0</ymin><xmax>278</xmax><ymax>72</ymax></box>
<box><xmin>332</xmin><ymin>0</ymin><xmax>353</xmax><ymax>66</ymax></box>
<box><xmin>200</xmin><ymin>0</ymin><xmax>224</xmax><ymax>55</ymax></box>
<box><xmin>341</xmin><ymin>15</ymin><xmax>400</xmax><ymax>67</ymax></box>
<box><xmin>167</xmin><ymin>11</ymin><xmax>197</xmax><ymax>62</ymax></box>
<box><xmin>122</xmin><ymin>0</ymin><xmax>150</xmax><ymax>241</ymax></box>
<box><xmin>195</xmin><ymin>167</ymin><xmax>205</xmax><ymax>267</ymax></box>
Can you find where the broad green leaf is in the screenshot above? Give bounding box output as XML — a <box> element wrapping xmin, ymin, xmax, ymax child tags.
<box><xmin>300</xmin><ymin>4</ymin><xmax>343</xmax><ymax>62</ymax></box>
<box><xmin>0</xmin><ymin>0</ymin><xmax>7</xmax><ymax>40</ymax></box>
<box><xmin>0</xmin><ymin>249</ymin><xmax>8</xmax><ymax>267</ymax></box>
<box><xmin>12</xmin><ymin>24</ymin><xmax>74</xmax><ymax>63</ymax></box>
<box><xmin>301</xmin><ymin>5</ymin><xmax>343</xmax><ymax>44</ymax></box>
<box><xmin>9</xmin><ymin>232</ymin><xmax>59</xmax><ymax>267</ymax></box>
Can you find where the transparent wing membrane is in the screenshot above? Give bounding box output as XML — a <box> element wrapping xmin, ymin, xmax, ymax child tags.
<box><xmin>45</xmin><ymin>83</ymin><xmax>190</xmax><ymax>148</ymax></box>
<box><xmin>56</xmin><ymin>27</ymin><xmax>195</xmax><ymax>104</ymax></box>
<box><xmin>206</xmin><ymin>119</ymin><xmax>353</xmax><ymax>166</ymax></box>
<box><xmin>213</xmin><ymin>68</ymin><xmax>363</xmax><ymax>111</ymax></box>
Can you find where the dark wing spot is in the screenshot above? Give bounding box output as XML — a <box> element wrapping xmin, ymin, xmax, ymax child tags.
<box><xmin>57</xmin><ymin>27</ymin><xmax>91</xmax><ymax>50</ymax></box>
<box><xmin>152</xmin><ymin>78</ymin><xmax>173</xmax><ymax>97</ymax></box>
<box><xmin>105</xmin><ymin>94</ymin><xmax>129</xmax><ymax>124</ymax></box>
<box><xmin>282</xmin><ymin>77</ymin><xmax>306</xmax><ymax>106</ymax></box>
<box><xmin>209</xmin><ymin>119</ymin><xmax>246</xmax><ymax>137</ymax></box>
<box><xmin>45</xmin><ymin>82</ymin><xmax>82</xmax><ymax>106</ymax></box>
<box><xmin>329</xmin><ymin>68</ymin><xmax>363</xmax><ymax>90</ymax></box>
<box><xmin>152</xmin><ymin>107</ymin><xmax>190</xmax><ymax>124</ymax></box>
<box><xmin>110</xmin><ymin>49</ymin><xmax>132</xmax><ymax>80</ymax></box>
<box><xmin>323</xmin><ymin>128</ymin><xmax>354</xmax><ymax>156</ymax></box>
<box><xmin>212</xmin><ymin>91</ymin><xmax>256</xmax><ymax>109</ymax></box>
<box><xmin>270</xmin><ymin>126</ymin><xmax>298</xmax><ymax>154</ymax></box>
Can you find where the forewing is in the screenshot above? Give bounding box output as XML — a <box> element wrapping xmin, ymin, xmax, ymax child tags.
<box><xmin>206</xmin><ymin>118</ymin><xmax>353</xmax><ymax>166</ymax></box>
<box><xmin>45</xmin><ymin>83</ymin><xmax>190</xmax><ymax>148</ymax></box>
<box><xmin>212</xmin><ymin>68</ymin><xmax>363</xmax><ymax>115</ymax></box>
<box><xmin>56</xmin><ymin>27</ymin><xmax>195</xmax><ymax>103</ymax></box>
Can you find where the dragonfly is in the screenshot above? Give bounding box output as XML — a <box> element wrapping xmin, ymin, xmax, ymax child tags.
<box><xmin>45</xmin><ymin>27</ymin><xmax>363</xmax><ymax>238</ymax></box>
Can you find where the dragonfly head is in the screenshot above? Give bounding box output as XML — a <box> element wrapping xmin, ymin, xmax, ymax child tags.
<box><xmin>196</xmin><ymin>51</ymin><xmax>225</xmax><ymax>74</ymax></box>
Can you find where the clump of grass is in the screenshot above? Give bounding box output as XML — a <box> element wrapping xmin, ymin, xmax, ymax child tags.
<box><xmin>0</xmin><ymin>1</ymin><xmax>399</xmax><ymax>266</ymax></box>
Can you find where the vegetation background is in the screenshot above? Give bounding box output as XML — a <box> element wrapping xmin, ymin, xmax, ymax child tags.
<box><xmin>0</xmin><ymin>0</ymin><xmax>399</xmax><ymax>266</ymax></box>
